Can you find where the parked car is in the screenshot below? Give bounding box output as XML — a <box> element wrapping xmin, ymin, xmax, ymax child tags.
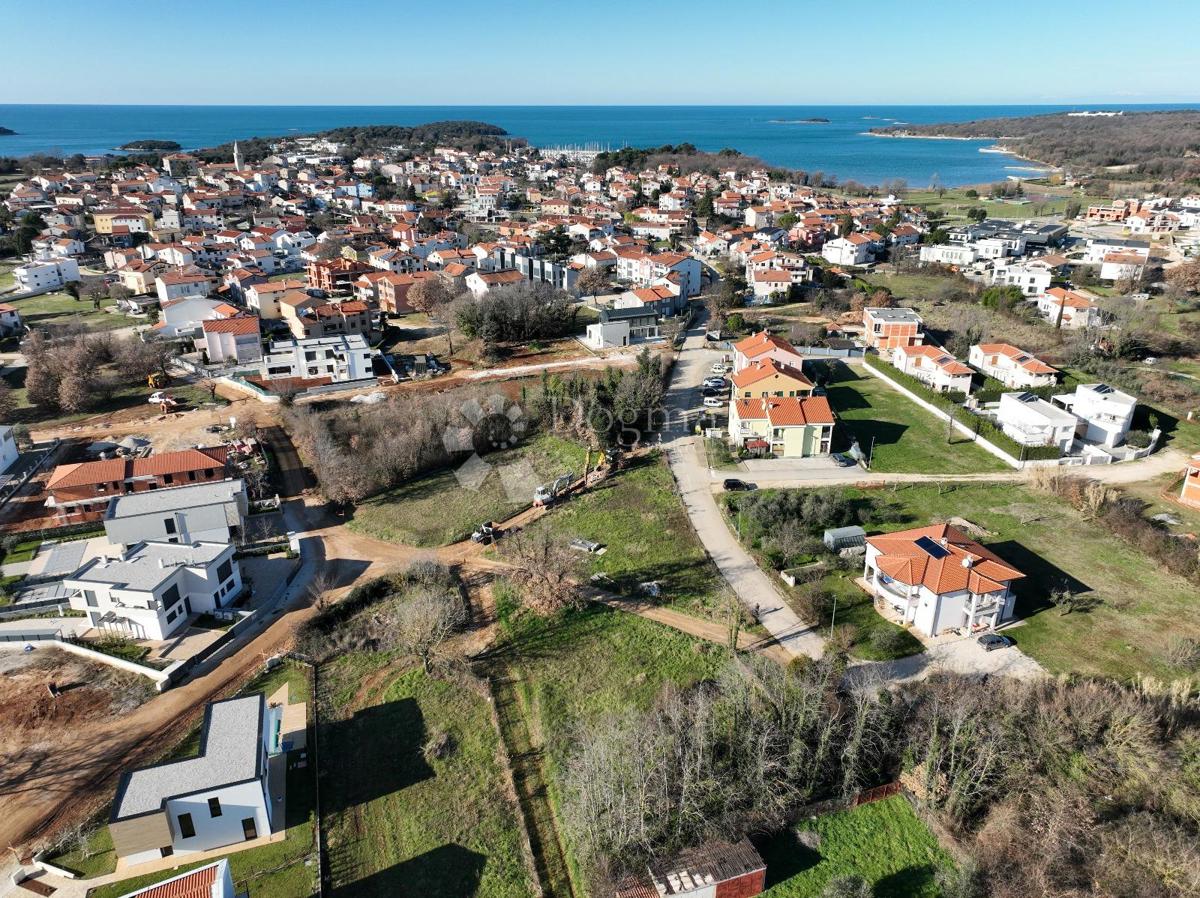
<box><xmin>977</xmin><ymin>633</ymin><xmax>1014</xmax><ymax>651</ymax></box>
<box><xmin>832</xmin><ymin>452</ymin><xmax>856</xmax><ymax>467</ymax></box>
<box><xmin>702</xmin><ymin>377</ymin><xmax>726</xmax><ymax>388</ymax></box>
<box><xmin>703</xmin><ymin>396</ymin><xmax>725</xmax><ymax>408</ymax></box>
<box><xmin>723</xmin><ymin>478</ymin><xmax>755</xmax><ymax>492</ymax></box>
<box><xmin>702</xmin><ymin>387</ymin><xmax>726</xmax><ymax>398</ymax></box>
<box><xmin>711</xmin><ymin>362</ymin><xmax>731</xmax><ymax>374</ymax></box>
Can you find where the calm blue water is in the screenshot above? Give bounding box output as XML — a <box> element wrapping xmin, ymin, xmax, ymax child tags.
<box><xmin>0</xmin><ymin>104</ymin><xmax>1190</xmax><ymax>186</ymax></box>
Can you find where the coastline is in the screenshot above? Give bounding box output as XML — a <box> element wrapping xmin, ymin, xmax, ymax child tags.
<box><xmin>865</xmin><ymin>130</ymin><xmax>1057</xmax><ymax>172</ymax></box>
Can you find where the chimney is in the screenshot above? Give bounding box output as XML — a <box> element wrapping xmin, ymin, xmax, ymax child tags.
<box><xmin>961</xmin><ymin>556</ymin><xmax>975</xmax><ymax>569</ymax></box>
<box><xmin>939</xmin><ymin>537</ymin><xmax>948</xmax><ymax>547</ymax></box>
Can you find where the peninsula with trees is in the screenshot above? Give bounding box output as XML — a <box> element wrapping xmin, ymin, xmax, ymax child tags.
<box><xmin>871</xmin><ymin>108</ymin><xmax>1200</xmax><ymax>188</ymax></box>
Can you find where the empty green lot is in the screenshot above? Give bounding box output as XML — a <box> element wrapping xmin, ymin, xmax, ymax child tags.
<box><xmin>824</xmin><ymin>363</ymin><xmax>1008</xmax><ymax>475</ymax></box>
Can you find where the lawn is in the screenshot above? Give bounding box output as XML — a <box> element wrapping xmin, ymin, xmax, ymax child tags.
<box><xmin>348</xmin><ymin>433</ymin><xmax>587</xmax><ymax>546</ymax></box>
<box><xmin>10</xmin><ymin>291</ymin><xmax>136</xmax><ymax>332</ymax></box>
<box><xmin>850</xmin><ymin>481</ymin><xmax>1200</xmax><ymax>679</ymax></box>
<box><xmin>318</xmin><ymin>654</ymin><xmax>536</xmax><ymax>898</ymax></box>
<box><xmin>821</xmin><ymin>363</ymin><xmax>1008</xmax><ymax>475</ymax></box>
<box><xmin>759</xmin><ymin>796</ymin><xmax>951</xmax><ymax>898</ymax></box>
<box><xmin>522</xmin><ymin>454</ymin><xmax>738</xmax><ymax>622</ymax></box>
<box><xmin>60</xmin><ymin>662</ymin><xmax>317</xmax><ymax>896</ymax></box>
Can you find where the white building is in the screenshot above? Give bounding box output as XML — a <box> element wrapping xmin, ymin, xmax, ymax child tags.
<box><xmin>968</xmin><ymin>343</ymin><xmax>1058</xmax><ymax>389</ymax></box>
<box><xmin>919</xmin><ymin>244</ymin><xmax>976</xmax><ymax>266</ymax></box>
<box><xmin>891</xmin><ymin>345</ymin><xmax>974</xmax><ymax>394</ymax></box>
<box><xmin>990</xmin><ymin>259</ymin><xmax>1052</xmax><ymax>296</ymax></box>
<box><xmin>65</xmin><ymin>541</ymin><xmax>242</xmax><ymax>641</ymax></box>
<box><xmin>863</xmin><ymin>524</ymin><xmax>1024</xmax><ymax>637</ymax></box>
<box><xmin>107</xmin><ymin>692</ymin><xmax>302</xmax><ymax>865</ymax></box>
<box><xmin>584</xmin><ymin>307</ymin><xmax>661</xmax><ymax>350</ymax></box>
<box><xmin>153</xmin><ymin>297</ymin><xmax>237</xmax><ymax>340</ymax></box>
<box><xmin>200</xmin><ymin>316</ymin><xmax>262</xmax><ymax>366</ymax></box>
<box><xmin>261</xmin><ymin>333</ymin><xmax>376</xmax><ymax>382</ymax></box>
<box><xmin>103</xmin><ymin>480</ymin><xmax>248</xmax><ymax>548</ymax></box>
<box><xmin>1054</xmin><ymin>383</ymin><xmax>1136</xmax><ymax>448</ymax></box>
<box><xmin>821</xmin><ymin>234</ymin><xmax>873</xmax><ymax>266</ymax></box>
<box><xmin>994</xmin><ymin>392</ymin><xmax>1078</xmax><ymax>454</ymax></box>
<box><xmin>13</xmin><ymin>255</ymin><xmax>79</xmax><ymax>292</ymax></box>
<box><xmin>1037</xmin><ymin>288</ymin><xmax>1103</xmax><ymax>329</ymax></box>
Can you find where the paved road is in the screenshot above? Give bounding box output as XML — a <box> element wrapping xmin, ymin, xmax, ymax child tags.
<box><xmin>661</xmin><ymin>322</ymin><xmax>826</xmax><ymax>660</ymax></box>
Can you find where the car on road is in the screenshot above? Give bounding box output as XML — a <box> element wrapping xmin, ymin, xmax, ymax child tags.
<box><xmin>702</xmin><ymin>376</ymin><xmax>726</xmax><ymax>388</ymax></box>
<box><xmin>832</xmin><ymin>452</ymin><xmax>856</xmax><ymax>467</ymax></box>
<box><xmin>702</xmin><ymin>387</ymin><xmax>727</xmax><ymax>398</ymax></box>
<box><xmin>977</xmin><ymin>633</ymin><xmax>1014</xmax><ymax>651</ymax></box>
<box><xmin>723</xmin><ymin>478</ymin><xmax>755</xmax><ymax>492</ymax></box>
<box><xmin>702</xmin><ymin>396</ymin><xmax>725</xmax><ymax>408</ymax></box>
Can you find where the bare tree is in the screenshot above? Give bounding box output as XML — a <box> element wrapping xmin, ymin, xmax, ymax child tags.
<box><xmin>504</xmin><ymin>530</ymin><xmax>582</xmax><ymax>615</ymax></box>
<box><xmin>408</xmin><ymin>276</ymin><xmax>456</xmax><ymax>354</ymax></box>
<box><xmin>577</xmin><ymin>266</ymin><xmax>610</xmax><ymax>300</ymax></box>
<box><xmin>381</xmin><ymin>585</ymin><xmax>467</xmax><ymax>673</ymax></box>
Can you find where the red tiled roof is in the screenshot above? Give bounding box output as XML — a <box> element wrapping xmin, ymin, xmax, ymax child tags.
<box><xmin>128</xmin><ymin>862</ymin><xmax>218</xmax><ymax>898</ymax></box>
<box><xmin>48</xmin><ymin>447</ymin><xmax>228</xmax><ymax>490</ymax></box>
<box><xmin>203</xmin><ymin>316</ymin><xmax>260</xmax><ymax>335</ymax></box>
<box><xmin>867</xmin><ymin>524</ymin><xmax>1023</xmax><ymax>596</ymax></box>
<box><xmin>733</xmin><ymin>396</ymin><xmax>833</xmax><ymax>426</ymax></box>
<box><xmin>730</xmin><ymin>359</ymin><xmax>813</xmax><ymax>389</ymax></box>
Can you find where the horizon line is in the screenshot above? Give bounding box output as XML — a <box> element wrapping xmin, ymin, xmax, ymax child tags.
<box><xmin>2</xmin><ymin>101</ymin><xmax>1199</xmax><ymax>109</ymax></box>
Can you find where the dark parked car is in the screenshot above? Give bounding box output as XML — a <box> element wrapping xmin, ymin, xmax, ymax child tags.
<box><xmin>723</xmin><ymin>478</ymin><xmax>755</xmax><ymax>492</ymax></box>
<box><xmin>832</xmin><ymin>452</ymin><xmax>856</xmax><ymax>467</ymax></box>
<box><xmin>977</xmin><ymin>633</ymin><xmax>1014</xmax><ymax>651</ymax></box>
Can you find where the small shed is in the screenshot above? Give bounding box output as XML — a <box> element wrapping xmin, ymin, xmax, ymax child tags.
<box><xmin>823</xmin><ymin>525</ymin><xmax>866</xmax><ymax>551</ymax></box>
<box><xmin>616</xmin><ymin>838</ymin><xmax>766</xmax><ymax>898</ymax></box>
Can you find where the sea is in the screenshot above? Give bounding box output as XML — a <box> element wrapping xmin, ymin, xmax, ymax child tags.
<box><xmin>0</xmin><ymin>104</ymin><xmax>1191</xmax><ymax>187</ymax></box>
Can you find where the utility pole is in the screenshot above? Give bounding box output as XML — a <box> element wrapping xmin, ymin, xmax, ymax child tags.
<box><xmin>829</xmin><ymin>592</ymin><xmax>838</xmax><ymax>639</ymax></box>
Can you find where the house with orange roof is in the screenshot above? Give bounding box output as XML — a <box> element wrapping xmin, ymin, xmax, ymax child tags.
<box><xmin>1037</xmin><ymin>288</ymin><xmax>1103</xmax><ymax>329</ymax></box>
<box><xmin>968</xmin><ymin>343</ymin><xmax>1059</xmax><ymax>389</ymax></box>
<box><xmin>113</xmin><ymin>858</ymin><xmax>235</xmax><ymax>898</ymax></box>
<box><xmin>200</xmin><ymin>315</ymin><xmax>262</xmax><ymax>366</ymax></box>
<box><xmin>465</xmin><ymin>268</ymin><xmax>525</xmax><ymax>297</ymax></box>
<box><xmin>614</xmin><ymin>284</ymin><xmax>682</xmax><ymax>317</ymax></box>
<box><xmin>728</xmin><ymin>396</ymin><xmax>834</xmax><ymax>458</ymax></box>
<box><xmin>822</xmin><ymin>233</ymin><xmax>874</xmax><ymax>267</ymax></box>
<box><xmin>730</xmin><ymin>359</ymin><xmax>813</xmax><ymax>400</ymax></box>
<box><xmin>863</xmin><ymin>523</ymin><xmax>1025</xmax><ymax>636</ymax></box>
<box><xmin>891</xmin><ymin>345</ymin><xmax>974</xmax><ymax>395</ymax></box>
<box><xmin>862</xmin><ymin>307</ymin><xmax>924</xmax><ymax>350</ymax></box>
<box><xmin>46</xmin><ymin>446</ymin><xmax>231</xmax><ymax>523</ymax></box>
<box><xmin>732</xmin><ymin>330</ymin><xmax>805</xmax><ymax>373</ymax></box>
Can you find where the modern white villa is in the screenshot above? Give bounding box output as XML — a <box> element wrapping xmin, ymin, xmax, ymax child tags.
<box><xmin>968</xmin><ymin>343</ymin><xmax>1058</xmax><ymax>389</ymax></box>
<box><xmin>108</xmin><ymin>689</ymin><xmax>305</xmax><ymax>866</ymax></box>
<box><xmin>1053</xmin><ymin>383</ymin><xmax>1136</xmax><ymax>448</ymax></box>
<box><xmin>993</xmin><ymin>391</ymin><xmax>1079</xmax><ymax>453</ymax></box>
<box><xmin>863</xmin><ymin>524</ymin><xmax>1025</xmax><ymax>637</ymax></box>
<box><xmin>64</xmin><ymin>541</ymin><xmax>242</xmax><ymax>641</ymax></box>
<box><xmin>890</xmin><ymin>344</ymin><xmax>974</xmax><ymax>394</ymax></box>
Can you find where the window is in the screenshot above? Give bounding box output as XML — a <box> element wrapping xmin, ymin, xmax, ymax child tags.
<box><xmin>241</xmin><ymin>817</ymin><xmax>258</xmax><ymax>841</ymax></box>
<box><xmin>160</xmin><ymin>846</ymin><xmax>173</xmax><ymax>858</ymax></box>
<box><xmin>208</xmin><ymin>797</ymin><xmax>222</xmax><ymax>817</ymax></box>
<box><xmin>84</xmin><ymin>590</ymin><xmax>98</xmax><ymax>608</ymax></box>
<box><xmin>177</xmin><ymin>812</ymin><xmax>195</xmax><ymax>839</ymax></box>
<box><xmin>164</xmin><ymin>474</ymin><xmax>173</xmax><ymax>484</ymax></box>
<box><xmin>217</xmin><ymin>560</ymin><xmax>233</xmax><ymax>582</ymax></box>
<box><xmin>162</xmin><ymin>583</ymin><xmax>181</xmax><ymax>609</ymax></box>
<box><xmin>164</xmin><ymin>517</ymin><xmax>177</xmax><ymax>535</ymax></box>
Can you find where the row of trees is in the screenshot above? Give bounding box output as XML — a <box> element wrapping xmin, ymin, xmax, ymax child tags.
<box><xmin>559</xmin><ymin>654</ymin><xmax>1200</xmax><ymax>898</ymax></box>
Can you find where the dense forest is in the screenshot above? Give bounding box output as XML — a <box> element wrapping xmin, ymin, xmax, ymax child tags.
<box><xmin>872</xmin><ymin>110</ymin><xmax>1200</xmax><ymax>187</ymax></box>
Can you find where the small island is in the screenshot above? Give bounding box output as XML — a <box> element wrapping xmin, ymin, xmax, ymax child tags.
<box><xmin>768</xmin><ymin>117</ymin><xmax>830</xmax><ymax>124</ymax></box>
<box><xmin>118</xmin><ymin>139</ymin><xmax>182</xmax><ymax>151</ymax></box>
<box><xmin>0</xmin><ymin>126</ymin><xmax>15</xmax><ymax>136</ymax></box>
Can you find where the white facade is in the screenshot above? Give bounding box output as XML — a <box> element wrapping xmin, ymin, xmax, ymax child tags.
<box><xmin>891</xmin><ymin>345</ymin><xmax>974</xmax><ymax>394</ymax></box>
<box><xmin>822</xmin><ymin>236</ymin><xmax>872</xmax><ymax>266</ymax></box>
<box><xmin>103</xmin><ymin>480</ymin><xmax>248</xmax><ymax>548</ymax></box>
<box><xmin>968</xmin><ymin>344</ymin><xmax>1058</xmax><ymax>389</ymax></box>
<box><xmin>990</xmin><ymin>260</ymin><xmax>1052</xmax><ymax>296</ymax></box>
<box><xmin>919</xmin><ymin>244</ymin><xmax>976</xmax><ymax>266</ymax></box>
<box><xmin>65</xmin><ymin>541</ymin><xmax>242</xmax><ymax>641</ymax></box>
<box><xmin>13</xmin><ymin>256</ymin><xmax>79</xmax><ymax>291</ymax></box>
<box><xmin>261</xmin><ymin>333</ymin><xmax>376</xmax><ymax>382</ymax></box>
<box><xmin>994</xmin><ymin>392</ymin><xmax>1077</xmax><ymax>453</ymax></box>
<box><xmin>1054</xmin><ymin>383</ymin><xmax>1136</xmax><ymax>447</ymax></box>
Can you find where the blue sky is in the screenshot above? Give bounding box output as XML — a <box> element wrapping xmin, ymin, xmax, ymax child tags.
<box><xmin>4</xmin><ymin>0</ymin><xmax>1198</xmax><ymax>105</ymax></box>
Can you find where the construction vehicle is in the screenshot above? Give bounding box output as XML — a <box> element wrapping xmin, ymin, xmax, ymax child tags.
<box><xmin>147</xmin><ymin>372</ymin><xmax>169</xmax><ymax>389</ymax></box>
<box><xmin>471</xmin><ymin>521</ymin><xmax>501</xmax><ymax>545</ymax></box>
<box><xmin>533</xmin><ymin>473</ymin><xmax>573</xmax><ymax>507</ymax></box>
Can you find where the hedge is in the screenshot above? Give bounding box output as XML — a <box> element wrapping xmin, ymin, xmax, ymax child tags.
<box><xmin>862</xmin><ymin>352</ymin><xmax>1061</xmax><ymax>462</ymax></box>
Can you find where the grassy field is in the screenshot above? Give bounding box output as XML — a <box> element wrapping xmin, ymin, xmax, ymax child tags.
<box><xmin>319</xmin><ymin>654</ymin><xmax>536</xmax><ymax>898</ymax></box>
<box><xmin>348</xmin><ymin>434</ymin><xmax>587</xmax><ymax>546</ymax></box>
<box><xmin>62</xmin><ymin>662</ymin><xmax>317</xmax><ymax>896</ymax></box>
<box><xmin>850</xmin><ymin>482</ymin><xmax>1200</xmax><ymax>680</ymax></box>
<box><xmin>522</xmin><ymin>454</ymin><xmax>737</xmax><ymax>622</ymax></box>
<box><xmin>901</xmin><ymin>186</ymin><xmax>1109</xmax><ymax>222</ymax></box>
<box><xmin>822</xmin><ymin>363</ymin><xmax>1008</xmax><ymax>475</ymax></box>
<box><xmin>759</xmin><ymin>796</ymin><xmax>951</xmax><ymax>898</ymax></box>
<box><xmin>10</xmin><ymin>291</ymin><xmax>136</xmax><ymax>332</ymax></box>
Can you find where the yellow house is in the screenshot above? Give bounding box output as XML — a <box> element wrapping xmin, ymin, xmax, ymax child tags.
<box><xmin>728</xmin><ymin>396</ymin><xmax>834</xmax><ymax>458</ymax></box>
<box><xmin>93</xmin><ymin>208</ymin><xmax>154</xmax><ymax>235</ymax></box>
<box><xmin>730</xmin><ymin>359</ymin><xmax>814</xmax><ymax>400</ymax></box>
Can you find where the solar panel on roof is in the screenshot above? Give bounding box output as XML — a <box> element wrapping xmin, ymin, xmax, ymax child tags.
<box><xmin>1094</xmin><ymin>384</ymin><xmax>1114</xmax><ymax>394</ymax></box>
<box><xmin>915</xmin><ymin>535</ymin><xmax>950</xmax><ymax>559</ymax></box>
